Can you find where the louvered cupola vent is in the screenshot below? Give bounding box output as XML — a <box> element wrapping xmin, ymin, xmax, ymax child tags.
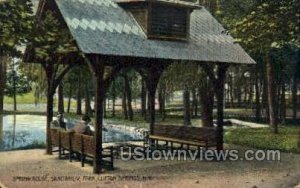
<box><xmin>116</xmin><ymin>0</ymin><xmax>201</xmax><ymax>41</ymax></box>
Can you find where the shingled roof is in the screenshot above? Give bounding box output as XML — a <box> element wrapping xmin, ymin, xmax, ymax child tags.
<box><xmin>47</xmin><ymin>0</ymin><xmax>255</xmax><ymax>64</ymax></box>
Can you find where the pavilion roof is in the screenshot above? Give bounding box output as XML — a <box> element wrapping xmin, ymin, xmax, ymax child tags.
<box><xmin>36</xmin><ymin>0</ymin><xmax>256</xmax><ymax>64</ymax></box>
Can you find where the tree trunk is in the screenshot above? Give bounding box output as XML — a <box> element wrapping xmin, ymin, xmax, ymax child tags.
<box><xmin>280</xmin><ymin>82</ymin><xmax>286</xmax><ymax>124</ymax></box>
<box><xmin>255</xmin><ymin>73</ymin><xmax>261</xmax><ymax>121</ymax></box>
<box><xmin>11</xmin><ymin>61</ymin><xmax>17</xmax><ymax>111</ymax></box>
<box><xmin>292</xmin><ymin>74</ymin><xmax>298</xmax><ymax>120</ymax></box>
<box><xmin>183</xmin><ymin>87</ymin><xmax>192</xmax><ymax>126</ymax></box>
<box><xmin>229</xmin><ymin>76</ymin><xmax>234</xmax><ymax>108</ymax></box>
<box><xmin>107</xmin><ymin>98</ymin><xmax>110</xmax><ymax>110</ymax></box>
<box><xmin>76</xmin><ymin>73</ymin><xmax>82</xmax><ymax>115</ymax></box>
<box><xmin>124</xmin><ymin>74</ymin><xmax>133</xmax><ymax>121</ymax></box>
<box><xmin>244</xmin><ymin>85</ymin><xmax>248</xmax><ymax>107</ymax></box>
<box><xmin>192</xmin><ymin>88</ymin><xmax>198</xmax><ymax>117</ymax></box>
<box><xmin>0</xmin><ymin>115</ymin><xmax>3</xmax><ymax>146</ymax></box>
<box><xmin>141</xmin><ymin>78</ymin><xmax>147</xmax><ymax>119</ymax></box>
<box><xmin>67</xmin><ymin>84</ymin><xmax>72</xmax><ymax>113</ymax></box>
<box><xmin>248</xmin><ymin>80</ymin><xmax>253</xmax><ymax>108</ymax></box>
<box><xmin>58</xmin><ymin>83</ymin><xmax>64</xmax><ymax>113</ymax></box>
<box><xmin>266</xmin><ymin>52</ymin><xmax>278</xmax><ymax>134</ymax></box>
<box><xmin>111</xmin><ymin>81</ymin><xmax>116</xmax><ymax>117</ymax></box>
<box><xmin>122</xmin><ymin>85</ymin><xmax>128</xmax><ymax>120</ymax></box>
<box><xmin>0</xmin><ymin>57</ymin><xmax>7</xmax><ymax>114</ymax></box>
<box><xmin>103</xmin><ymin>97</ymin><xmax>107</xmax><ymax>118</ymax></box>
<box><xmin>200</xmin><ymin>81</ymin><xmax>214</xmax><ymax>127</ymax></box>
<box><xmin>84</xmin><ymin>82</ymin><xmax>92</xmax><ymax>116</ymax></box>
<box><xmin>146</xmin><ymin>91</ymin><xmax>151</xmax><ymax>122</ymax></box>
<box><xmin>237</xmin><ymin>87</ymin><xmax>242</xmax><ymax>108</ymax></box>
<box><xmin>158</xmin><ymin>84</ymin><xmax>166</xmax><ymax>120</ymax></box>
<box><xmin>262</xmin><ymin>61</ymin><xmax>270</xmax><ymax>121</ymax></box>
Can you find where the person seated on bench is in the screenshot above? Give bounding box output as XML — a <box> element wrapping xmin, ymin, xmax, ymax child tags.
<box><xmin>71</xmin><ymin>115</ymin><xmax>93</xmax><ymax>136</ymax></box>
<box><xmin>50</xmin><ymin>112</ymin><xmax>66</xmax><ymax>130</ymax></box>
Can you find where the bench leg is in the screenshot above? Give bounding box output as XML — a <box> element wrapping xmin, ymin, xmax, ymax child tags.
<box><xmin>170</xmin><ymin>142</ymin><xmax>173</xmax><ymax>152</ymax></box>
<box><xmin>197</xmin><ymin>146</ymin><xmax>201</xmax><ymax>157</ymax></box>
<box><xmin>69</xmin><ymin>151</ymin><xmax>73</xmax><ymax>162</ymax></box>
<box><xmin>110</xmin><ymin>147</ymin><xmax>114</xmax><ymax>170</ymax></box>
<box><xmin>58</xmin><ymin>147</ymin><xmax>61</xmax><ymax>159</ymax></box>
<box><xmin>58</xmin><ymin>132</ymin><xmax>62</xmax><ymax>159</ymax></box>
<box><xmin>81</xmin><ymin>154</ymin><xmax>85</xmax><ymax>167</ymax></box>
<box><xmin>187</xmin><ymin>144</ymin><xmax>190</xmax><ymax>150</ymax></box>
<box><xmin>155</xmin><ymin>140</ymin><xmax>158</xmax><ymax>149</ymax></box>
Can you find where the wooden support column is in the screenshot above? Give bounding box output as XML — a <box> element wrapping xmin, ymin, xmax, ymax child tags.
<box><xmin>201</xmin><ymin>64</ymin><xmax>229</xmax><ymax>152</ymax></box>
<box><xmin>145</xmin><ymin>60</ymin><xmax>169</xmax><ymax>134</ymax></box>
<box><xmin>215</xmin><ymin>65</ymin><xmax>228</xmax><ymax>151</ymax></box>
<box><xmin>145</xmin><ymin>66</ymin><xmax>163</xmax><ymax>135</ymax></box>
<box><xmin>87</xmin><ymin>57</ymin><xmax>105</xmax><ymax>174</ymax></box>
<box><xmin>45</xmin><ymin>63</ymin><xmax>55</xmax><ymax>155</ymax></box>
<box><xmin>43</xmin><ymin>60</ymin><xmax>76</xmax><ymax>155</ymax></box>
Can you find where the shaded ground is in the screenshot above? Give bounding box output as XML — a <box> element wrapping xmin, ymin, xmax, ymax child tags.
<box><xmin>0</xmin><ymin>146</ymin><xmax>299</xmax><ymax>188</ymax></box>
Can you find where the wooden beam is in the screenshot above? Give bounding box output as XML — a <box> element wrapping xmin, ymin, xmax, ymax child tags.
<box><xmin>144</xmin><ymin>61</ymin><xmax>169</xmax><ymax>135</ymax></box>
<box><xmin>200</xmin><ymin>63</ymin><xmax>229</xmax><ymax>152</ymax></box>
<box><xmin>44</xmin><ymin>62</ymin><xmax>55</xmax><ymax>155</ymax></box>
<box><xmin>85</xmin><ymin>55</ymin><xmax>105</xmax><ymax>174</ymax></box>
<box><xmin>214</xmin><ymin>64</ymin><xmax>229</xmax><ymax>152</ymax></box>
<box><xmin>44</xmin><ymin>60</ymin><xmax>76</xmax><ymax>155</ymax></box>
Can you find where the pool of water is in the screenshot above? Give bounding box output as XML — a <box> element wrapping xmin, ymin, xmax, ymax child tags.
<box><xmin>0</xmin><ymin>115</ymin><xmax>143</xmax><ymax>151</ymax></box>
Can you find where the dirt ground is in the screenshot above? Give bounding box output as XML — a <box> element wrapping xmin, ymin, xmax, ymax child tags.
<box><xmin>0</xmin><ymin>148</ymin><xmax>299</xmax><ymax>188</ymax></box>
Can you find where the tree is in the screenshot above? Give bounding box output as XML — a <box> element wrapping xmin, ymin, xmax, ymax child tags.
<box><xmin>0</xmin><ymin>0</ymin><xmax>33</xmax><ymax>113</ymax></box>
<box><xmin>5</xmin><ymin>59</ymin><xmax>30</xmax><ymax>111</ymax></box>
<box><xmin>160</xmin><ymin>62</ymin><xmax>212</xmax><ymax>126</ymax></box>
<box><xmin>233</xmin><ymin>1</ymin><xmax>299</xmax><ymax>133</ymax></box>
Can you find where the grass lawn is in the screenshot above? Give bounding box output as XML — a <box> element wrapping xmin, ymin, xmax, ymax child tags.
<box><xmin>4</xmin><ymin>92</ymin><xmax>46</xmax><ymax>104</ymax></box>
<box><xmin>4</xmin><ymin>92</ymin><xmax>78</xmax><ymax>109</ymax></box>
<box><xmin>225</xmin><ymin>126</ymin><xmax>300</xmax><ymax>153</ymax></box>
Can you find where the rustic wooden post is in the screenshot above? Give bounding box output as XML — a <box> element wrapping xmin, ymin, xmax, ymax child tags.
<box><xmin>201</xmin><ymin>64</ymin><xmax>229</xmax><ymax>152</ymax></box>
<box><xmin>43</xmin><ymin>59</ymin><xmax>76</xmax><ymax>155</ymax></box>
<box><xmin>86</xmin><ymin>56</ymin><xmax>105</xmax><ymax>174</ymax></box>
<box><xmin>215</xmin><ymin>64</ymin><xmax>228</xmax><ymax>151</ymax></box>
<box><xmin>145</xmin><ymin>63</ymin><xmax>165</xmax><ymax>135</ymax></box>
<box><xmin>45</xmin><ymin>63</ymin><xmax>55</xmax><ymax>155</ymax></box>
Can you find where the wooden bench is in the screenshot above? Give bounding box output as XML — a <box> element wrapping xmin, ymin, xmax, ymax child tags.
<box><xmin>147</xmin><ymin>124</ymin><xmax>217</xmax><ymax>150</ymax></box>
<box><xmin>50</xmin><ymin>129</ymin><xmax>114</xmax><ymax>170</ymax></box>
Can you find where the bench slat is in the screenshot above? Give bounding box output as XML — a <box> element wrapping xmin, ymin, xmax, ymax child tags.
<box><xmin>149</xmin><ymin>135</ymin><xmax>213</xmax><ymax>147</ymax></box>
<box><xmin>148</xmin><ymin>124</ymin><xmax>218</xmax><ymax>148</ymax></box>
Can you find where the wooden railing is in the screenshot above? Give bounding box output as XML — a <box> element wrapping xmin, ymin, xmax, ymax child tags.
<box><xmin>50</xmin><ymin>129</ymin><xmax>114</xmax><ymax>170</ymax></box>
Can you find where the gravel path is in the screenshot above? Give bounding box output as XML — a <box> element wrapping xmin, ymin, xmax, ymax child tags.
<box><xmin>0</xmin><ymin>148</ymin><xmax>299</xmax><ymax>188</ymax></box>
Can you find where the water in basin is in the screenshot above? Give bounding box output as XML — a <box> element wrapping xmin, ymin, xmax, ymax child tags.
<box><xmin>0</xmin><ymin>115</ymin><xmax>143</xmax><ymax>151</ymax></box>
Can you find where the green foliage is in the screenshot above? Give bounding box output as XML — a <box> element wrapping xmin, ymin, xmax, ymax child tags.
<box><xmin>233</xmin><ymin>0</ymin><xmax>299</xmax><ymax>52</ymax></box>
<box><xmin>106</xmin><ymin>69</ymin><xmax>141</xmax><ymax>100</ymax></box>
<box><xmin>225</xmin><ymin>126</ymin><xmax>300</xmax><ymax>153</ymax></box>
<box><xmin>5</xmin><ymin>60</ymin><xmax>30</xmax><ymax>97</ymax></box>
<box><xmin>31</xmin><ymin>11</ymin><xmax>78</xmax><ymax>61</ymax></box>
<box><xmin>160</xmin><ymin>62</ymin><xmax>206</xmax><ymax>93</ymax></box>
<box><xmin>0</xmin><ymin>0</ymin><xmax>33</xmax><ymax>56</ymax></box>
